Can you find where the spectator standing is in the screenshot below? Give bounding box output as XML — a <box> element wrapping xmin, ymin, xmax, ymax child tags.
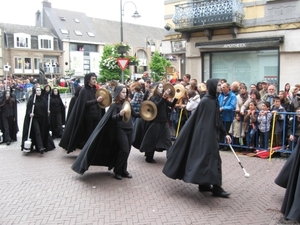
<box><xmin>257</xmin><ymin>102</ymin><xmax>272</xmax><ymax>149</ymax></box>
<box><xmin>218</xmin><ymin>82</ymin><xmax>237</xmax><ymax>149</ymax></box>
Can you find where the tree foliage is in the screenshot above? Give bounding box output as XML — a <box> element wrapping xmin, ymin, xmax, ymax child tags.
<box><xmin>99</xmin><ymin>44</ymin><xmax>131</xmax><ymax>83</ymax></box>
<box><xmin>149</xmin><ymin>51</ymin><xmax>171</xmax><ymax>82</ymax></box>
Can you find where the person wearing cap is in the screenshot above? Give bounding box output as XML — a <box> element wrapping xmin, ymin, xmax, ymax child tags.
<box><xmin>59</xmin><ymin>73</ymin><xmax>105</xmax><ymax>153</ymax></box>
<box><xmin>259</xmin><ymin>80</ymin><xmax>269</xmax><ymax>98</ymax></box>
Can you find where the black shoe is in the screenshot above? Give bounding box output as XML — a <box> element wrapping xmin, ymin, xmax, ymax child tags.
<box><xmin>212</xmin><ymin>185</ymin><xmax>230</xmax><ymax>198</ymax></box>
<box><xmin>39</xmin><ymin>148</ymin><xmax>45</xmax><ymax>154</ymax></box>
<box><xmin>114</xmin><ymin>174</ymin><xmax>123</xmax><ymax>180</ymax></box>
<box><xmin>6</xmin><ymin>142</ymin><xmax>11</xmax><ymax>146</ymax></box>
<box><xmin>145</xmin><ymin>158</ymin><xmax>156</xmax><ymax>163</ymax></box>
<box><xmin>198</xmin><ymin>185</ymin><xmax>213</xmax><ymax>192</ymax></box>
<box><xmin>122</xmin><ymin>173</ymin><xmax>133</xmax><ymax>178</ymax></box>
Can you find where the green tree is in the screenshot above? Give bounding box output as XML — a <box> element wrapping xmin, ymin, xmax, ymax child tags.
<box><xmin>98</xmin><ymin>44</ymin><xmax>130</xmax><ymax>82</ymax></box>
<box><xmin>149</xmin><ymin>51</ymin><xmax>171</xmax><ymax>82</ymax></box>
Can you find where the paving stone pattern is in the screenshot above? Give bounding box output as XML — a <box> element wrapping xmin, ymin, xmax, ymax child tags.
<box><xmin>0</xmin><ymin>100</ymin><xmax>299</xmax><ymax>225</ymax></box>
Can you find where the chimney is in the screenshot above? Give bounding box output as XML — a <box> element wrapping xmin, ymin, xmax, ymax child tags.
<box><xmin>42</xmin><ymin>0</ymin><xmax>52</xmax><ymax>8</ymax></box>
<box><xmin>35</xmin><ymin>10</ymin><xmax>41</xmax><ymax>26</ymax></box>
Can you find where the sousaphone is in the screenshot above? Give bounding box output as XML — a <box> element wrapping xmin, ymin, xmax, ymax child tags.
<box><xmin>173</xmin><ymin>84</ymin><xmax>186</xmax><ymax>99</ymax></box>
<box><xmin>95</xmin><ymin>88</ymin><xmax>112</xmax><ymax>108</ymax></box>
<box><xmin>163</xmin><ymin>83</ymin><xmax>175</xmax><ymax>98</ymax></box>
<box><xmin>140</xmin><ymin>101</ymin><xmax>157</xmax><ymax>121</ymax></box>
<box><xmin>121</xmin><ymin>101</ymin><xmax>131</xmax><ymax>123</ymax></box>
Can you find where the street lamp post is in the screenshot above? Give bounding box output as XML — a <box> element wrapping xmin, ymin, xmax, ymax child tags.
<box><xmin>120</xmin><ymin>0</ymin><xmax>141</xmax><ymax>83</ymax></box>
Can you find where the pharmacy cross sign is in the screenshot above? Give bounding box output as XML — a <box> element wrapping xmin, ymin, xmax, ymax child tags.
<box><xmin>117</xmin><ymin>58</ymin><xmax>129</xmax><ymax>71</ymax></box>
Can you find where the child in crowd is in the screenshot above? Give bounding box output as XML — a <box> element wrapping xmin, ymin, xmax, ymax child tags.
<box><xmin>257</xmin><ymin>101</ymin><xmax>272</xmax><ymax>149</ymax></box>
<box><xmin>229</xmin><ymin>112</ymin><xmax>247</xmax><ymax>151</ymax></box>
<box><xmin>270</xmin><ymin>96</ymin><xmax>286</xmax><ymax>146</ymax></box>
<box><xmin>244</xmin><ymin>100</ymin><xmax>258</xmax><ymax>149</ymax></box>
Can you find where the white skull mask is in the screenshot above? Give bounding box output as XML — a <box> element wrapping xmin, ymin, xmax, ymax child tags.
<box><xmin>157</xmin><ymin>84</ymin><xmax>163</xmax><ymax>94</ymax></box>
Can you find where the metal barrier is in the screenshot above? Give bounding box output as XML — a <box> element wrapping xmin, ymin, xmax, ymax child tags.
<box><xmin>219</xmin><ymin>111</ymin><xmax>300</xmax><ymax>155</ymax></box>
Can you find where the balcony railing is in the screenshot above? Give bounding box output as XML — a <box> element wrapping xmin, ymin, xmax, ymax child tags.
<box><xmin>172</xmin><ymin>0</ymin><xmax>245</xmax><ymax>32</ymax></box>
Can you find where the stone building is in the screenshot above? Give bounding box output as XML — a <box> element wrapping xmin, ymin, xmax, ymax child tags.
<box><xmin>0</xmin><ymin>0</ymin><xmax>167</xmax><ymax>81</ymax></box>
<box><xmin>163</xmin><ymin>0</ymin><xmax>300</xmax><ymax>89</ymax></box>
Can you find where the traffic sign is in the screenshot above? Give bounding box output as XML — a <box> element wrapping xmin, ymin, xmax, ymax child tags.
<box><xmin>117</xmin><ymin>58</ymin><xmax>129</xmax><ymax>71</ymax></box>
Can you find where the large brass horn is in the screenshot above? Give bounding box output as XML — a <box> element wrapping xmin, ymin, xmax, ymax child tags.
<box><xmin>121</xmin><ymin>101</ymin><xmax>131</xmax><ymax>123</ymax></box>
<box><xmin>173</xmin><ymin>84</ymin><xmax>186</xmax><ymax>99</ymax></box>
<box><xmin>140</xmin><ymin>101</ymin><xmax>157</xmax><ymax>121</ymax></box>
<box><xmin>95</xmin><ymin>88</ymin><xmax>112</xmax><ymax>108</ymax></box>
<box><xmin>163</xmin><ymin>83</ymin><xmax>175</xmax><ymax>98</ymax></box>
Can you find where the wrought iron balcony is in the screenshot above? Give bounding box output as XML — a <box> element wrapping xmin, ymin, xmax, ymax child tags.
<box><xmin>172</xmin><ymin>0</ymin><xmax>245</xmax><ymax>33</ymax></box>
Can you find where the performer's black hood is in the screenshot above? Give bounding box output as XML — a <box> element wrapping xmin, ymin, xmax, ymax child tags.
<box><xmin>206</xmin><ymin>78</ymin><xmax>220</xmax><ymax>98</ymax></box>
<box><xmin>114</xmin><ymin>85</ymin><xmax>125</xmax><ymax>101</ymax></box>
<box><xmin>84</xmin><ymin>73</ymin><xmax>96</xmax><ymax>86</ymax></box>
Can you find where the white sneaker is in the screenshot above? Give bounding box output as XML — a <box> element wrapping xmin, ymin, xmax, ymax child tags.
<box><xmin>23</xmin><ymin>149</ymin><xmax>31</xmax><ymax>153</ymax></box>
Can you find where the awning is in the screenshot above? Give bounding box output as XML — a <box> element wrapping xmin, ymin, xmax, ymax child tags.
<box><xmin>195</xmin><ymin>36</ymin><xmax>284</xmax><ymax>49</ymax></box>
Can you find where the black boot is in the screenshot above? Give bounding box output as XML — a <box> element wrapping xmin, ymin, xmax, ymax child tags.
<box><xmin>212</xmin><ymin>185</ymin><xmax>230</xmax><ymax>198</ymax></box>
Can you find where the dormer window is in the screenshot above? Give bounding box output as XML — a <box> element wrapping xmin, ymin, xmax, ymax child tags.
<box><xmin>74</xmin><ymin>30</ymin><xmax>82</xmax><ymax>36</ymax></box>
<box><xmin>74</xmin><ymin>18</ymin><xmax>80</xmax><ymax>23</ymax></box>
<box><xmin>60</xmin><ymin>16</ymin><xmax>66</xmax><ymax>21</ymax></box>
<box><xmin>14</xmin><ymin>33</ymin><xmax>31</xmax><ymax>48</ymax></box>
<box><xmin>87</xmin><ymin>32</ymin><xmax>95</xmax><ymax>37</ymax></box>
<box><xmin>38</xmin><ymin>35</ymin><xmax>53</xmax><ymax>50</ymax></box>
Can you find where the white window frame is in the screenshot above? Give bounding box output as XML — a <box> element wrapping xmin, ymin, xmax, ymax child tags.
<box><xmin>14</xmin><ymin>33</ymin><xmax>31</xmax><ymax>48</ymax></box>
<box><xmin>38</xmin><ymin>35</ymin><xmax>53</xmax><ymax>50</ymax></box>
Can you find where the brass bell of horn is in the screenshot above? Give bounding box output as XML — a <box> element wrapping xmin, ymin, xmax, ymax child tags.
<box><xmin>95</xmin><ymin>88</ymin><xmax>112</xmax><ymax>108</ymax></box>
<box><xmin>173</xmin><ymin>84</ymin><xmax>186</xmax><ymax>99</ymax></box>
<box><xmin>140</xmin><ymin>101</ymin><xmax>157</xmax><ymax>121</ymax></box>
<box><xmin>121</xmin><ymin>101</ymin><xmax>131</xmax><ymax>123</ymax></box>
<box><xmin>163</xmin><ymin>83</ymin><xmax>175</xmax><ymax>98</ymax></box>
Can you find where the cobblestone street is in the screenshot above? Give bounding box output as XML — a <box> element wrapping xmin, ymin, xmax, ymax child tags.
<box><xmin>0</xmin><ymin>99</ymin><xmax>299</xmax><ymax>225</ymax></box>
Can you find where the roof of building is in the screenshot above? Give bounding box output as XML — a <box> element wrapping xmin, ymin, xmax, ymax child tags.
<box><xmin>0</xmin><ymin>23</ymin><xmax>57</xmax><ymax>37</ymax></box>
<box><xmin>42</xmin><ymin>5</ymin><xmax>167</xmax><ymax>47</ymax></box>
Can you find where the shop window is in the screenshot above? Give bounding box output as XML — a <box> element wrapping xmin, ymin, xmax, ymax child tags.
<box><xmin>212</xmin><ymin>61</ymin><xmax>228</xmax><ymax>78</ymax></box>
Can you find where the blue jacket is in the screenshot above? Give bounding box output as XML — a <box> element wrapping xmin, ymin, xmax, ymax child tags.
<box><xmin>218</xmin><ymin>91</ymin><xmax>237</xmax><ymax>122</ymax></box>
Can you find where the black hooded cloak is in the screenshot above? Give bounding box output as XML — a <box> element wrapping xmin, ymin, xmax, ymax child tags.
<box><xmin>275</xmin><ymin>138</ymin><xmax>300</xmax><ymax>222</ymax></box>
<box><xmin>71</xmin><ymin>85</ymin><xmax>138</xmax><ymax>175</ymax></box>
<box><xmin>59</xmin><ymin>73</ymin><xmax>105</xmax><ymax>153</ymax></box>
<box><xmin>49</xmin><ymin>88</ymin><xmax>66</xmax><ymax>138</ymax></box>
<box><xmin>132</xmin><ymin>87</ymin><xmax>177</xmax><ymax>153</ymax></box>
<box><xmin>21</xmin><ymin>87</ymin><xmax>55</xmax><ymax>152</ymax></box>
<box><xmin>162</xmin><ymin>78</ymin><xmax>227</xmax><ymax>185</ymax></box>
<box><xmin>66</xmin><ymin>86</ymin><xmax>82</xmax><ymax>122</ymax></box>
<box><xmin>0</xmin><ymin>91</ymin><xmax>18</xmax><ymax>142</ymax></box>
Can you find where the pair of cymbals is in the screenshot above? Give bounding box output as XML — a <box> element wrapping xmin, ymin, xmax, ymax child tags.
<box><xmin>173</xmin><ymin>84</ymin><xmax>186</xmax><ymax>99</ymax></box>
<box><xmin>95</xmin><ymin>88</ymin><xmax>112</xmax><ymax>108</ymax></box>
<box><xmin>121</xmin><ymin>101</ymin><xmax>131</xmax><ymax>123</ymax></box>
<box><xmin>140</xmin><ymin>101</ymin><xmax>157</xmax><ymax>121</ymax></box>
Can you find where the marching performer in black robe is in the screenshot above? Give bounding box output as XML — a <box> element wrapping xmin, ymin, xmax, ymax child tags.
<box><xmin>21</xmin><ymin>86</ymin><xmax>55</xmax><ymax>154</ymax></box>
<box><xmin>275</xmin><ymin>136</ymin><xmax>300</xmax><ymax>222</ymax></box>
<box><xmin>0</xmin><ymin>90</ymin><xmax>18</xmax><ymax>145</ymax></box>
<box><xmin>66</xmin><ymin>86</ymin><xmax>82</xmax><ymax>123</ymax></box>
<box><xmin>71</xmin><ymin>85</ymin><xmax>139</xmax><ymax>179</ymax></box>
<box><xmin>132</xmin><ymin>83</ymin><xmax>177</xmax><ymax>163</ymax></box>
<box><xmin>59</xmin><ymin>73</ymin><xmax>105</xmax><ymax>153</ymax></box>
<box><xmin>162</xmin><ymin>78</ymin><xmax>232</xmax><ymax>198</ymax></box>
<box><xmin>49</xmin><ymin>88</ymin><xmax>66</xmax><ymax>139</ymax></box>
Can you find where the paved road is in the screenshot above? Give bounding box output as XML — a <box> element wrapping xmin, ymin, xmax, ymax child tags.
<box><xmin>0</xmin><ymin>98</ymin><xmax>299</xmax><ymax>225</ymax></box>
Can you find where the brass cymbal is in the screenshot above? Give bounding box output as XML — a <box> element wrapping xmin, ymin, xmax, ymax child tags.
<box><xmin>173</xmin><ymin>84</ymin><xmax>186</xmax><ymax>99</ymax></box>
<box><xmin>95</xmin><ymin>88</ymin><xmax>112</xmax><ymax>108</ymax></box>
<box><xmin>121</xmin><ymin>101</ymin><xmax>131</xmax><ymax>123</ymax></box>
<box><xmin>140</xmin><ymin>101</ymin><xmax>157</xmax><ymax>121</ymax></box>
<box><xmin>163</xmin><ymin>83</ymin><xmax>175</xmax><ymax>98</ymax></box>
